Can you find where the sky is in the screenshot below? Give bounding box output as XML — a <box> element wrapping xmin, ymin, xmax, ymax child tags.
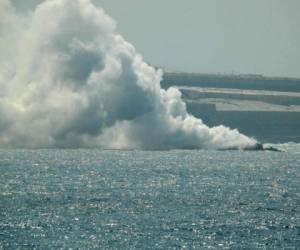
<box><xmin>11</xmin><ymin>0</ymin><xmax>300</xmax><ymax>78</ymax></box>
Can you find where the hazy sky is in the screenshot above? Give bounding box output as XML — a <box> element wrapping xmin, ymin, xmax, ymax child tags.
<box><xmin>12</xmin><ymin>0</ymin><xmax>300</xmax><ymax>78</ymax></box>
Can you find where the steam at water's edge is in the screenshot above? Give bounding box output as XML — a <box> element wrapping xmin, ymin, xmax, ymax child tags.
<box><xmin>0</xmin><ymin>0</ymin><xmax>257</xmax><ymax>149</ymax></box>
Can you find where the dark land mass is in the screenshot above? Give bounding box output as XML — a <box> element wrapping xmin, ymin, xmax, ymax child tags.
<box><xmin>162</xmin><ymin>72</ymin><xmax>300</xmax><ymax>92</ymax></box>
<box><xmin>161</xmin><ymin>72</ymin><xmax>300</xmax><ymax>143</ymax></box>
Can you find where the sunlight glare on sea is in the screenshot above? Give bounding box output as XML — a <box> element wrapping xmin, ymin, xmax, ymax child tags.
<box><xmin>0</xmin><ymin>144</ymin><xmax>299</xmax><ymax>249</ymax></box>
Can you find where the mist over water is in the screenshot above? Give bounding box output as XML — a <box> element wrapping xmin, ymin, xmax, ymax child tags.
<box><xmin>0</xmin><ymin>0</ymin><xmax>257</xmax><ymax>150</ymax></box>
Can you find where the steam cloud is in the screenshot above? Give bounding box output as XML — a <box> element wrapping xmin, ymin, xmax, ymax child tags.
<box><xmin>0</xmin><ymin>0</ymin><xmax>258</xmax><ymax>149</ymax></box>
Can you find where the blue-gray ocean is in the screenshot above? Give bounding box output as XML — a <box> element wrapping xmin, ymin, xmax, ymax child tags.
<box><xmin>0</xmin><ymin>144</ymin><xmax>299</xmax><ymax>249</ymax></box>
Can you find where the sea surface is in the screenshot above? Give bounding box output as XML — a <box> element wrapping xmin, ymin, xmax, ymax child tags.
<box><xmin>0</xmin><ymin>144</ymin><xmax>299</xmax><ymax>249</ymax></box>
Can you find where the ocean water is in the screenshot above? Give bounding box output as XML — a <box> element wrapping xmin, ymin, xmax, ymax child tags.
<box><xmin>0</xmin><ymin>145</ymin><xmax>299</xmax><ymax>249</ymax></box>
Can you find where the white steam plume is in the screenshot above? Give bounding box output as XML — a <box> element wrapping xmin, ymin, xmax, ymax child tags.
<box><xmin>0</xmin><ymin>0</ymin><xmax>258</xmax><ymax>150</ymax></box>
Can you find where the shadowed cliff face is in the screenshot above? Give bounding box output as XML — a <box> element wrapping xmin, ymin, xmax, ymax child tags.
<box><xmin>0</xmin><ymin>0</ymin><xmax>257</xmax><ymax>150</ymax></box>
<box><xmin>160</xmin><ymin>74</ymin><xmax>300</xmax><ymax>144</ymax></box>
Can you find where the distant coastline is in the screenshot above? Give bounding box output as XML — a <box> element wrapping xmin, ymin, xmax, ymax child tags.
<box><xmin>164</xmin><ymin>71</ymin><xmax>300</xmax><ymax>81</ymax></box>
<box><xmin>162</xmin><ymin>72</ymin><xmax>300</xmax><ymax>92</ymax></box>
<box><xmin>161</xmin><ymin>71</ymin><xmax>300</xmax><ymax>143</ymax></box>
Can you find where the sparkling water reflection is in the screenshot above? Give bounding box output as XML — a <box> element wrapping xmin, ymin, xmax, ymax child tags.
<box><xmin>0</xmin><ymin>146</ymin><xmax>299</xmax><ymax>249</ymax></box>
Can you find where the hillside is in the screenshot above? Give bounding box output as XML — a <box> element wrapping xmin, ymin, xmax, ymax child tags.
<box><xmin>161</xmin><ymin>73</ymin><xmax>300</xmax><ymax>143</ymax></box>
